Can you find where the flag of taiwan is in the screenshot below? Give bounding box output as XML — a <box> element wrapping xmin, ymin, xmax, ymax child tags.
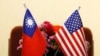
<box><xmin>22</xmin><ymin>8</ymin><xmax>46</xmax><ymax>56</ymax></box>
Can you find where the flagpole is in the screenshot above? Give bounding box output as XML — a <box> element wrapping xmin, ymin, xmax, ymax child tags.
<box><xmin>23</xmin><ymin>3</ymin><xmax>27</xmax><ymax>9</ymax></box>
<box><xmin>44</xmin><ymin>53</ymin><xmax>47</xmax><ymax>56</ymax></box>
<box><xmin>78</xmin><ymin>6</ymin><xmax>81</xmax><ymax>11</ymax></box>
<box><xmin>54</xmin><ymin>47</ymin><xmax>59</xmax><ymax>56</ymax></box>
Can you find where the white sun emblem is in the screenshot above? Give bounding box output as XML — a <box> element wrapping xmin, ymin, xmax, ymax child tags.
<box><xmin>25</xmin><ymin>17</ymin><xmax>35</xmax><ymax>28</ymax></box>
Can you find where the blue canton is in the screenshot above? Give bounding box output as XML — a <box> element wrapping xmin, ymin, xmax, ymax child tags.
<box><xmin>23</xmin><ymin>9</ymin><xmax>37</xmax><ymax>37</ymax></box>
<box><xmin>64</xmin><ymin>10</ymin><xmax>83</xmax><ymax>34</ymax></box>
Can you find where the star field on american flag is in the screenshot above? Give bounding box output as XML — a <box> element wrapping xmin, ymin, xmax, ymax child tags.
<box><xmin>64</xmin><ymin>10</ymin><xmax>83</xmax><ymax>33</ymax></box>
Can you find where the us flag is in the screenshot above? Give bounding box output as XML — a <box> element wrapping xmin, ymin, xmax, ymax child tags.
<box><xmin>55</xmin><ymin>10</ymin><xmax>88</xmax><ymax>56</ymax></box>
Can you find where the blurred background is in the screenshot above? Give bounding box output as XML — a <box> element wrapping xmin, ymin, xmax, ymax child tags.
<box><xmin>0</xmin><ymin>0</ymin><xmax>100</xmax><ymax>56</ymax></box>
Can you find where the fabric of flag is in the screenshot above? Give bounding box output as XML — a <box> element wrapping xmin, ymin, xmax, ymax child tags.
<box><xmin>22</xmin><ymin>9</ymin><xmax>46</xmax><ymax>56</ymax></box>
<box><xmin>55</xmin><ymin>10</ymin><xmax>88</xmax><ymax>56</ymax></box>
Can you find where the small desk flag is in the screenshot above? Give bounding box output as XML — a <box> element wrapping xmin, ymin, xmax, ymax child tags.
<box><xmin>22</xmin><ymin>8</ymin><xmax>46</xmax><ymax>56</ymax></box>
<box><xmin>55</xmin><ymin>10</ymin><xmax>88</xmax><ymax>56</ymax></box>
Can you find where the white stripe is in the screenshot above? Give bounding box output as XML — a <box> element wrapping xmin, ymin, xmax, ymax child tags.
<box><xmin>78</xmin><ymin>29</ymin><xmax>86</xmax><ymax>46</ymax></box>
<box><xmin>55</xmin><ymin>32</ymin><xmax>70</xmax><ymax>56</ymax></box>
<box><xmin>78</xmin><ymin>30</ymin><xmax>87</xmax><ymax>51</ymax></box>
<box><xmin>81</xmin><ymin>28</ymin><xmax>86</xmax><ymax>41</ymax></box>
<box><xmin>73</xmin><ymin>32</ymin><xmax>85</xmax><ymax>55</ymax></box>
<box><xmin>63</xmin><ymin>24</ymin><xmax>82</xmax><ymax>56</ymax></box>
<box><xmin>78</xmin><ymin>29</ymin><xmax>87</xmax><ymax>52</ymax></box>
<box><xmin>59</xmin><ymin>28</ymin><xmax>76</xmax><ymax>55</ymax></box>
<box><xmin>81</xmin><ymin>28</ymin><xmax>88</xmax><ymax>49</ymax></box>
<box><xmin>81</xmin><ymin>28</ymin><xmax>88</xmax><ymax>56</ymax></box>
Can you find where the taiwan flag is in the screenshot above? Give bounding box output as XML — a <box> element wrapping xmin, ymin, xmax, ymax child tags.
<box><xmin>22</xmin><ymin>8</ymin><xmax>46</xmax><ymax>56</ymax></box>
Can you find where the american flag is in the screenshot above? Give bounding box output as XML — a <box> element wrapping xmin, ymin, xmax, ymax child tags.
<box><xmin>55</xmin><ymin>10</ymin><xmax>87</xmax><ymax>56</ymax></box>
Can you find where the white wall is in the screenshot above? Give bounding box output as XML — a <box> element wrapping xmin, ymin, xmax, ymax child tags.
<box><xmin>0</xmin><ymin>0</ymin><xmax>100</xmax><ymax>56</ymax></box>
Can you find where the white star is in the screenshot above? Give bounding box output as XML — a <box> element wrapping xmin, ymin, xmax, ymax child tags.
<box><xmin>25</xmin><ymin>17</ymin><xmax>35</xmax><ymax>28</ymax></box>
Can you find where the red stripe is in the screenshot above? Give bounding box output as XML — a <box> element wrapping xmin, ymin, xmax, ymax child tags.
<box><xmin>72</xmin><ymin>33</ymin><xmax>85</xmax><ymax>56</ymax></box>
<box><xmin>57</xmin><ymin>29</ymin><xmax>73</xmax><ymax>55</ymax></box>
<box><xmin>61</xmin><ymin>27</ymin><xmax>79</xmax><ymax>56</ymax></box>
<box><xmin>80</xmin><ymin>28</ymin><xmax>86</xmax><ymax>41</ymax></box>
<box><xmin>80</xmin><ymin>28</ymin><xmax>88</xmax><ymax>52</ymax></box>
<box><xmin>54</xmin><ymin>35</ymin><xmax>67</xmax><ymax>56</ymax></box>
<box><xmin>76</xmin><ymin>30</ymin><xmax>87</xmax><ymax>53</ymax></box>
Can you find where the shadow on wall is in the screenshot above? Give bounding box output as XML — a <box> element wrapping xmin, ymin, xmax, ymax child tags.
<box><xmin>8</xmin><ymin>26</ymin><xmax>93</xmax><ymax>56</ymax></box>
